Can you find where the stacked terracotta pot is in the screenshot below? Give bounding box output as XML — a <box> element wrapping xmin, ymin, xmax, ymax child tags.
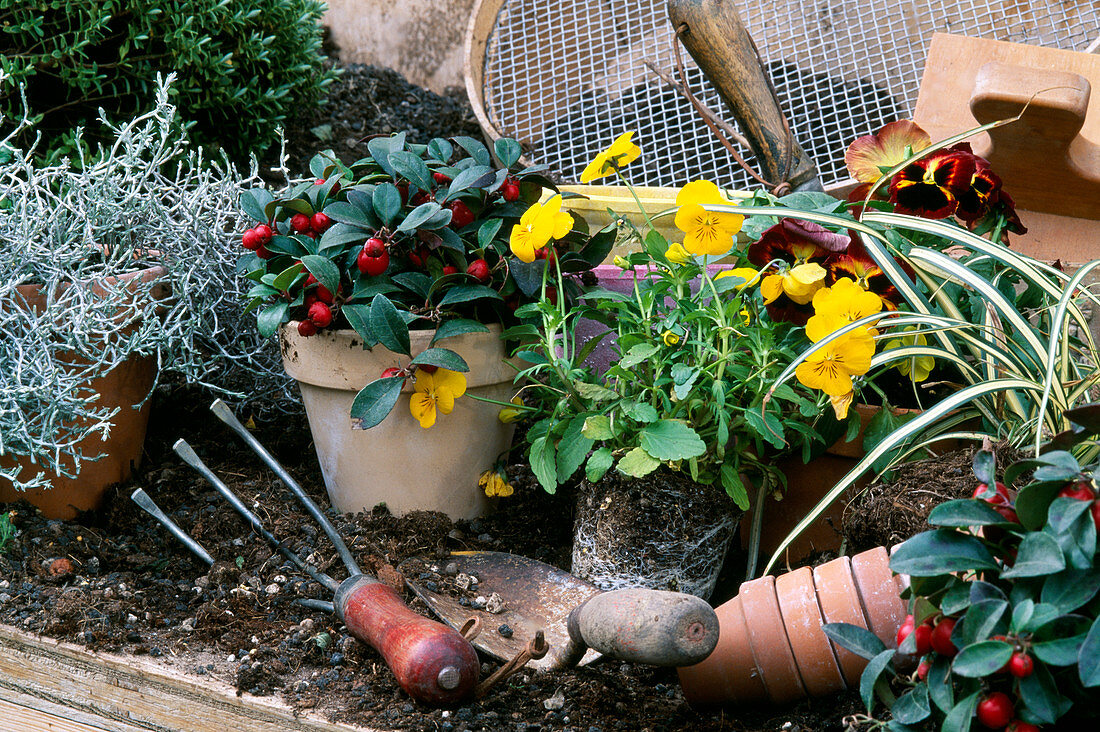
<box><xmin>678</xmin><ymin>546</ymin><xmax>909</xmax><ymax>705</ymax></box>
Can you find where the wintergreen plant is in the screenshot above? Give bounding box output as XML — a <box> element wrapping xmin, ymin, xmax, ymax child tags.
<box><xmin>0</xmin><ymin>75</ymin><xmax>295</xmax><ymax>493</ymax></box>
<box><xmin>0</xmin><ymin>0</ymin><xmax>333</xmax><ymax>162</ymax></box>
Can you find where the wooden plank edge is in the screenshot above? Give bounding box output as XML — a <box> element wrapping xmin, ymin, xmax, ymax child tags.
<box><xmin>0</xmin><ymin>624</ymin><xmax>383</xmax><ymax>732</ymax></box>
<box><xmin>0</xmin><ymin>693</ymin><xmax>147</xmax><ymax>732</ymax></box>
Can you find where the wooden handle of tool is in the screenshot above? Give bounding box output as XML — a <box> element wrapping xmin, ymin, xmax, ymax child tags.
<box><xmin>567</xmin><ymin>588</ymin><xmax>719</xmax><ymax>666</ymax></box>
<box><xmin>667</xmin><ymin>0</ymin><xmax>821</xmax><ymax>190</ymax></box>
<box><xmin>336</xmin><ymin>576</ymin><xmax>479</xmax><ymax>705</ymax></box>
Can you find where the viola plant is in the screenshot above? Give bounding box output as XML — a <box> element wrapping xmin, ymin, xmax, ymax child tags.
<box><xmin>824</xmin><ymin>415</ymin><xmax>1100</xmax><ymax>731</ymax></box>
<box><xmin>237</xmin><ymin>134</ymin><xmax>611</xmax><ymax>429</ymax></box>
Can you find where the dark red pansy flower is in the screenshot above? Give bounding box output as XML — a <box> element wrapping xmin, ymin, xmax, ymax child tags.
<box><xmin>888</xmin><ymin>149</ymin><xmax>977</xmax><ymax>219</ymax></box>
<box><xmin>826</xmin><ymin>238</ymin><xmax>912</xmax><ymax>310</ymax></box>
<box><xmin>748</xmin><ymin>219</ymin><xmax>849</xmax><ymax>325</ymax></box>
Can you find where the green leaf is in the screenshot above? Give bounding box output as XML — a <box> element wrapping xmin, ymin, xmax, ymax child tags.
<box><xmin>625</xmin><ymin>402</ymin><xmax>659</xmax><ymax>423</ymax></box>
<box><xmin>961</xmin><ymin>599</ymin><xmax>1008</xmax><ymax>646</ymax></box>
<box><xmin>272</xmin><ymin>262</ymin><xmax>304</xmax><ymax>292</ymax></box>
<box><xmin>409</xmin><ymin>348</ymin><xmax>469</xmax><ymax>372</ymax></box>
<box><xmin>586</xmin><ymin>448</ymin><xmax>614</xmax><ymax>482</ymax></box>
<box><xmin>890</xmin><ymin>530</ymin><xmax>1000</xmax><ymax>576</ymax></box>
<box><xmin>859</xmin><ymin>649</ymin><xmax>894</xmax><ymax>714</ymax></box>
<box><xmin>582</xmin><ymin>415</ymin><xmax>614</xmax><ymax>440</ymax></box>
<box><xmin>892</xmin><ymin>685</ymin><xmax>931</xmax><ymax>725</ymax></box>
<box><xmin>556</xmin><ymin>418</ymin><xmax>593</xmax><ymax>483</ymax></box>
<box><xmin>372</xmin><ymin>183</ymin><xmax>402</xmax><ymax>225</ymax></box>
<box><xmin>639</xmin><ymin>420</ymin><xmax>706</xmax><ymax>461</ymax></box>
<box><xmin>972</xmin><ymin>449</ymin><xmax>996</xmax><ymax>487</ymax></box>
<box><xmin>720</xmin><ymin>465</ymin><xmax>749</xmax><ymax>510</ymax></box>
<box><xmin>341</xmin><ymin>304</ymin><xmax>375</xmax><ymax>347</ymax></box>
<box><xmin>453</xmin><ymin>137</ymin><xmax>492</xmax><ymax>166</ymax></box>
<box><xmin>240</xmin><ymin>188</ymin><xmax>274</xmax><ymax>223</ymax></box>
<box><xmin>951</xmin><ymin>640</ymin><xmax>1013</xmax><ymax>677</ymax></box>
<box><xmin>1048</xmin><ymin>496</ymin><xmax>1094</xmax><ymax>534</ymax></box>
<box><xmin>438</xmin><ymin>284</ymin><xmax>503</xmax><ymax>307</ymax></box>
<box><xmin>427</xmin><ymin>138</ymin><xmax>453</xmax><ymax>162</ymax></box>
<box><xmin>941</xmin><ymin>582</ymin><xmax>973</xmax><ymax>616</ymax></box>
<box><xmin>743</xmin><ymin>406</ymin><xmax>785</xmax><ymax>449</ymax></box>
<box><xmin>388</xmin><ymin>150</ymin><xmax>433</xmax><ymax>190</ymax></box>
<box><xmin>619</xmin><ymin>343</ymin><xmax>658</xmax><ymax>369</ymax></box>
<box><xmin>1033</xmin><ymin>633</ymin><xmax>1086</xmax><ymax>666</ymax></box>
<box><xmin>821</xmin><ymin>622</ymin><xmax>887</xmax><ymax>661</ymax></box>
<box><xmin>530</xmin><ymin>434</ymin><xmax>558</xmax><ymax>493</ymax></box>
<box><xmin>398</xmin><ymin>202</ymin><xmax>445</xmax><ymax>232</ymax></box>
<box><xmin>477</xmin><ymin>218</ymin><xmax>504</xmax><ymax>249</ymax></box>
<box><xmin>445</xmin><ymin>164</ymin><xmax>495</xmax><ymax>198</ymax></box>
<box><xmin>257</xmin><ymin>302</ymin><xmax>289</xmax><ymax>338</ymax></box>
<box><xmin>617</xmin><ymin>448</ymin><xmax>661</xmax><ymax>478</ymax></box>
<box><xmin>1033</xmin><ymin>451</ymin><xmax>1082</xmax><ymax>482</ymax></box>
<box><xmin>494</xmin><ymin>138</ymin><xmax>522</xmax><ymax>167</ymax></box>
<box><xmin>928</xmin><ymin>499</ymin><xmax>1013</xmax><ymax>527</ymax></box>
<box><xmin>1015</xmin><ymin>481</ymin><xmax>1065</xmax><ymax>531</ymax></box>
<box><xmin>324</xmin><ymin>200</ymin><xmax>377</xmax><ymax>229</ymax></box>
<box><xmin>369</xmin><ymin>294</ymin><xmax>411</xmax><ymax>356</ymax></box>
<box><xmin>573</xmin><ymin>382</ymin><xmax>618</xmax><ymax>401</ymax></box>
<box><xmin>927</xmin><ymin>655</ymin><xmax>955</xmax><ymax>713</ymax></box>
<box><xmin>942</xmin><ymin>691</ymin><xmax>980</xmax><ymax>732</ymax></box>
<box><xmin>1000</xmin><ymin>532</ymin><xmax>1066</xmax><ymax>578</ymax></box>
<box><xmin>670</xmin><ymin>363</ymin><xmax>700</xmax><ymax>400</ymax></box>
<box><xmin>1079</xmin><ymin>614</ymin><xmax>1100</xmax><ymax>687</ymax></box>
<box><xmin>349</xmin><ymin>377</ymin><xmax>403</xmax><ymax>429</ymax></box>
<box><xmin>301</xmin><ymin>255</ymin><xmax>341</xmax><ymax>297</ymax></box>
<box><xmin>430</xmin><ymin>319</ymin><xmax>490</xmax><ymax>343</ymax></box>
<box><xmin>1021</xmin><ymin>664</ymin><xmax>1072</xmax><ymax>722</ymax></box>
<box><xmin>393</xmin><ymin>272</ymin><xmax>434</xmax><ymax>299</ymax></box>
<box><xmin>1041</xmin><ymin>569</ymin><xmax>1100</xmax><ymax>613</ymax></box>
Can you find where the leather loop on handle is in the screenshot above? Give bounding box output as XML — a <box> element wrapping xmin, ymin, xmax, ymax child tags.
<box><xmin>565</xmin><ymin>588</ymin><xmax>719</xmax><ymax>667</ymax></box>
<box><xmin>668</xmin><ymin>0</ymin><xmax>822</xmax><ymax>191</ymax></box>
<box><xmin>336</xmin><ymin>576</ymin><xmax>479</xmax><ymax>705</ymax></box>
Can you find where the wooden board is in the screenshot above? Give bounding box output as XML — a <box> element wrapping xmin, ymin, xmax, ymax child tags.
<box><xmin>0</xmin><ymin>624</ymin><xmax>379</xmax><ymax>732</ymax></box>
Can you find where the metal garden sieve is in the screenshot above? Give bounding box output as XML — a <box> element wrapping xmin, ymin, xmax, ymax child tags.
<box><xmin>464</xmin><ymin>0</ymin><xmax>1100</xmax><ymax>190</ymax></box>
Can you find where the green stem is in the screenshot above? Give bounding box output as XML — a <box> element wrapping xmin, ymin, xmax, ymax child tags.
<box><xmin>615</xmin><ymin>168</ymin><xmax>656</xmax><ymax>231</ymax></box>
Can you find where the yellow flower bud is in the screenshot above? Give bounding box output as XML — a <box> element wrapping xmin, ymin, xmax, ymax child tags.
<box><xmin>661</xmin><ymin>330</ymin><xmax>681</xmax><ymax>347</ymax></box>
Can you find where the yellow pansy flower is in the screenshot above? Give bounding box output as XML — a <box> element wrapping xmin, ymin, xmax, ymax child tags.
<box><xmin>828</xmin><ymin>390</ymin><xmax>856</xmax><ymax>420</ymax></box>
<box><xmin>661</xmin><ymin>330</ymin><xmax>681</xmax><ymax>347</ymax></box>
<box><xmin>715</xmin><ymin>266</ymin><xmax>762</xmax><ymax>289</ymax></box>
<box><xmin>664</xmin><ymin>241</ymin><xmax>693</xmax><ymax>265</ymax></box>
<box><xmin>761</xmin><ymin>263</ymin><xmax>826</xmax><ymax>305</ymax></box>
<box><xmin>498</xmin><ymin>394</ymin><xmax>526</xmax><ymax>424</ymax></box>
<box><xmin>479</xmin><ymin>470</ymin><xmax>514</xmax><ymax>498</ymax></box>
<box><xmin>811</xmin><ymin>277</ymin><xmax>883</xmax><ymax>333</ymax></box>
<box><xmin>674</xmin><ymin>180</ymin><xmax>744</xmax><ymax>256</ymax></box>
<box><xmin>509</xmin><ymin>194</ymin><xmax>574</xmax><ymax>263</ymax></box>
<box><xmin>409</xmin><ymin>368</ymin><xmax>468</xmax><ymax>428</ymax></box>
<box><xmin>885</xmin><ymin>327</ymin><xmax>935</xmax><ymax>382</ymax></box>
<box><xmin>579</xmin><ymin>132</ymin><xmax>642</xmax><ymax>183</ymax></box>
<box><xmin>795</xmin><ymin>315</ymin><xmax>876</xmax><ymax>396</ymax></box>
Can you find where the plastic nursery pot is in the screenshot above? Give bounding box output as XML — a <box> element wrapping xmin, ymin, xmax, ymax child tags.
<box><xmin>279</xmin><ymin>323</ymin><xmax>515</xmax><ymax>521</ymax></box>
<box><xmin>677</xmin><ymin>546</ymin><xmax>909</xmax><ymax>706</ymax></box>
<box><xmin>571</xmin><ymin>468</ymin><xmax>740</xmax><ymax>600</ymax></box>
<box><xmin>0</xmin><ymin>266</ymin><xmax>167</xmax><ymax>519</ymax></box>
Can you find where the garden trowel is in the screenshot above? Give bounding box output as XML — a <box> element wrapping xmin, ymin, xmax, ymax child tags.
<box><xmin>399</xmin><ymin>551</ymin><xmax>718</xmax><ymax>672</ymax></box>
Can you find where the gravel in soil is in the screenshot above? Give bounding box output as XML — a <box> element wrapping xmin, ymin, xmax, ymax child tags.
<box><xmin>0</xmin><ymin>392</ymin><xmax>865</xmax><ymax>731</ymax></box>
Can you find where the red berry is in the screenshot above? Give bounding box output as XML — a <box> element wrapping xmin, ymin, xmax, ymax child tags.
<box><xmin>290</xmin><ymin>213</ymin><xmax>312</xmax><ymax>233</ymax></box>
<box><xmin>255</xmin><ymin>244</ymin><xmax>272</xmax><ymax>259</ymax></box>
<box><xmin>442</xmin><ymin>265</ymin><xmax>458</xmax><ymax>275</ymax></box>
<box><xmin>466</xmin><ymin>258</ymin><xmax>490</xmax><ymax>283</ymax></box>
<box><xmin>917</xmin><ymin>660</ymin><xmax>930</xmax><ymax>681</ymax></box>
<box><xmin>241</xmin><ymin>228</ymin><xmax>261</xmax><ymax>250</ymax></box>
<box><xmin>315</xmin><ymin>178</ymin><xmax>326</xmax><ymax>186</ymax></box>
<box><xmin>448</xmin><ymin>200</ymin><xmax>475</xmax><ymax>229</ymax></box>
<box><xmin>546</xmin><ymin>285</ymin><xmax>559</xmax><ymax>306</ymax></box>
<box><xmin>380</xmin><ymin>367</ymin><xmax>403</xmax><ymax>379</ymax></box>
<box><xmin>418</xmin><ymin>364</ymin><xmax>437</xmax><ymax>374</ymax></box>
<box><xmin>254</xmin><ymin>224</ymin><xmax>273</xmax><ymax>244</ymax></box>
<box><xmin>897</xmin><ymin>615</ymin><xmax>916</xmax><ymax>647</ymax></box>
<box><xmin>357</xmin><ymin>247</ymin><xmax>389</xmax><ymax>277</ymax></box>
<box><xmin>297</xmin><ymin>319</ymin><xmax>318</xmax><ymax>337</ymax></box>
<box><xmin>931</xmin><ymin>617</ymin><xmax>958</xmax><ymax>657</ymax></box>
<box><xmin>432</xmin><ymin>171</ymin><xmax>451</xmax><ymax>185</ymax></box>
<box><xmin>1008</xmin><ymin>652</ymin><xmax>1034</xmax><ymax>678</ymax></box>
<box><xmin>995</xmin><ymin>504</ymin><xmax>1020</xmax><ymax>523</ymax></box>
<box><xmin>364</xmin><ymin>237</ymin><xmax>386</xmax><ymax>257</ymax></box>
<box><xmin>310</xmin><ymin>212</ymin><xmax>332</xmax><ymax>233</ymax></box>
<box><xmin>1006</xmin><ymin>721</ymin><xmax>1040</xmax><ymax>732</ymax></box>
<box><xmin>307</xmin><ymin>301</ymin><xmax>333</xmax><ymax>328</ymax></box>
<box><xmin>972</xmin><ymin>482</ymin><xmax>1011</xmax><ymax>504</ymax></box>
<box><xmin>913</xmin><ymin>622</ymin><xmax>933</xmax><ymax>656</ymax></box>
<box><xmin>1091</xmin><ymin>501</ymin><xmax>1100</xmax><ymax>532</ymax></box>
<box><xmin>316</xmin><ymin>284</ymin><xmax>335</xmax><ymax>304</ymax></box>
<box><xmin>411</xmin><ymin>190</ymin><xmax>431</xmax><ymax>207</ymax></box>
<box><xmin>1058</xmin><ymin>481</ymin><xmax>1095</xmax><ymax>502</ymax></box>
<box><xmin>977</xmin><ymin>692</ymin><xmax>1014</xmax><ymax>729</ymax></box>
<box><xmin>500</xmin><ymin>180</ymin><xmax>520</xmax><ymax>202</ymax></box>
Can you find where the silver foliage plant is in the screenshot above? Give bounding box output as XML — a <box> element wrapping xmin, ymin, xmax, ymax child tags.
<box><xmin>0</xmin><ymin>74</ymin><xmax>296</xmax><ymax>493</ymax></box>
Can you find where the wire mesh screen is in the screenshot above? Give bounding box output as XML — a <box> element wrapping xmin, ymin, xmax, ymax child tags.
<box><xmin>479</xmin><ymin>0</ymin><xmax>1099</xmax><ymax>189</ymax></box>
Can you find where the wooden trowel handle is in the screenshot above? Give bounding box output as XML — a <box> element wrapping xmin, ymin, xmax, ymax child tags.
<box><xmin>336</xmin><ymin>575</ymin><xmax>479</xmax><ymax>705</ymax></box>
<box><xmin>668</xmin><ymin>0</ymin><xmax>822</xmax><ymax>191</ymax></box>
<box><xmin>564</xmin><ymin>589</ymin><xmax>719</xmax><ymax>667</ymax></box>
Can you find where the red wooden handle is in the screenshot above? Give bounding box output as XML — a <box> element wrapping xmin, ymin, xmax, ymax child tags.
<box><xmin>335</xmin><ymin>576</ymin><xmax>479</xmax><ymax>705</ymax></box>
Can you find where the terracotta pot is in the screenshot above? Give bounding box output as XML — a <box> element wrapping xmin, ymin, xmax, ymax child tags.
<box><xmin>571</xmin><ymin>468</ymin><xmax>739</xmax><ymax>600</ymax></box>
<box><xmin>741</xmin><ymin>403</ymin><xmax>914</xmax><ymax>563</ymax></box>
<box><xmin>0</xmin><ymin>266</ymin><xmax>167</xmax><ymax>519</ymax></box>
<box><xmin>677</xmin><ymin>545</ymin><xmax>908</xmax><ymax>706</ymax></box>
<box><xmin>280</xmin><ymin>323</ymin><xmax>515</xmax><ymax>520</ymax></box>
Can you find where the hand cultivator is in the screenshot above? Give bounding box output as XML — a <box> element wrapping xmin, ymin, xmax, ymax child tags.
<box><xmin>171</xmin><ymin>400</ymin><xmax>479</xmax><ymax>706</ymax></box>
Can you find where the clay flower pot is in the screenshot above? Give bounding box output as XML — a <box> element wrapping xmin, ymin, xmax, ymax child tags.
<box><xmin>280</xmin><ymin>323</ymin><xmax>515</xmax><ymax>520</ymax></box>
<box><xmin>677</xmin><ymin>546</ymin><xmax>909</xmax><ymax>705</ymax></box>
<box><xmin>0</xmin><ymin>266</ymin><xmax>167</xmax><ymax>519</ymax></box>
